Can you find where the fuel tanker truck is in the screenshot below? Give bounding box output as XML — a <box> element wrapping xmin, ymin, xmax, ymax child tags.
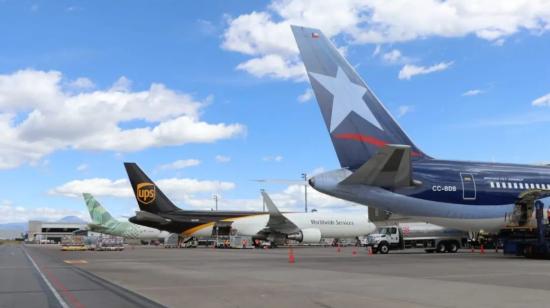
<box><xmin>364</xmin><ymin>208</ymin><xmax>470</xmax><ymax>254</ymax></box>
<box><xmin>364</xmin><ymin>222</ymin><xmax>469</xmax><ymax>254</ymax></box>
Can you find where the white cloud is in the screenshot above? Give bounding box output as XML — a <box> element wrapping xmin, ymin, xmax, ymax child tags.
<box><xmin>223</xmin><ymin>0</ymin><xmax>550</xmax><ymax>80</ymax></box>
<box><xmin>297</xmin><ymin>88</ymin><xmax>313</xmax><ymax>103</ymax></box>
<box><xmin>382</xmin><ymin>49</ymin><xmax>403</xmax><ymax>63</ymax></box>
<box><xmin>263</xmin><ymin>155</ymin><xmax>284</xmax><ymax>162</ymax></box>
<box><xmin>197</xmin><ymin>19</ymin><xmax>217</xmax><ymax>36</ymax></box>
<box><xmin>236</xmin><ymin>54</ymin><xmax>306</xmax><ymax>80</ymax></box>
<box><xmin>462</xmin><ymin>89</ymin><xmax>484</xmax><ymax>96</ymax></box>
<box><xmin>66</xmin><ymin>77</ymin><xmax>95</xmax><ymax>90</ymax></box>
<box><xmin>215</xmin><ymin>155</ymin><xmax>231</xmax><ymax>163</ymax></box>
<box><xmin>110</xmin><ymin>76</ymin><xmax>132</xmax><ymax>92</ymax></box>
<box><xmin>49</xmin><ymin>177</ymin><xmax>235</xmax><ymax>200</ymax></box>
<box><xmin>396</xmin><ymin>105</ymin><xmax>413</xmax><ymax>118</ymax></box>
<box><xmin>0</xmin><ymin>69</ymin><xmax>245</xmax><ymax>169</ymax></box>
<box><xmin>398</xmin><ymin>61</ymin><xmax>453</xmax><ymax>80</ymax></box>
<box><xmin>0</xmin><ymin>200</ymin><xmax>87</xmax><ymax>223</ymax></box>
<box><xmin>48</xmin><ymin>176</ymin><xmax>362</xmax><ymax>213</ymax></box>
<box><xmin>49</xmin><ymin>178</ymin><xmax>133</xmax><ymax>198</ymax></box>
<box><xmin>158</xmin><ymin>159</ymin><xmax>201</xmax><ymax>170</ymax></box>
<box><xmin>532</xmin><ymin>93</ymin><xmax>550</xmax><ymax>106</ymax></box>
<box><xmin>76</xmin><ymin>163</ymin><xmax>89</xmax><ymax>172</ymax></box>
<box><xmin>372</xmin><ymin>45</ymin><xmax>382</xmax><ymax>56</ymax></box>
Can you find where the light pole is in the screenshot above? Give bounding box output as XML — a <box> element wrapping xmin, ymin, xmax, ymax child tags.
<box><xmin>213</xmin><ymin>194</ymin><xmax>218</xmax><ymax>211</ymax></box>
<box><xmin>301</xmin><ymin>173</ymin><xmax>308</xmax><ymax>213</ymax></box>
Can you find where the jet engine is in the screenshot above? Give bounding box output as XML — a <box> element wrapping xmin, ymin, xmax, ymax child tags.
<box><xmin>287</xmin><ymin>228</ymin><xmax>322</xmax><ymax>243</ymax></box>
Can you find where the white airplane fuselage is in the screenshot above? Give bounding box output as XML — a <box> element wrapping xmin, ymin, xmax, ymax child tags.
<box><xmin>190</xmin><ymin>212</ymin><xmax>375</xmax><ymax>240</ymax></box>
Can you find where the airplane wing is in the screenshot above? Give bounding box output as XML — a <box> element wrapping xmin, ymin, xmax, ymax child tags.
<box><xmin>261</xmin><ymin>191</ymin><xmax>301</xmax><ymax>234</ymax></box>
<box><xmin>340</xmin><ymin>144</ymin><xmax>414</xmax><ymax>188</ymax></box>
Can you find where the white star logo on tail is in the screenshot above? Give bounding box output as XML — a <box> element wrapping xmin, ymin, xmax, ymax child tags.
<box><xmin>309</xmin><ymin>67</ymin><xmax>383</xmax><ymax>132</ymax></box>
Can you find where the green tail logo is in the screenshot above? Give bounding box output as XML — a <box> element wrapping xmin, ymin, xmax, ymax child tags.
<box><xmin>83</xmin><ymin>193</ymin><xmax>115</xmax><ymax>225</ymax></box>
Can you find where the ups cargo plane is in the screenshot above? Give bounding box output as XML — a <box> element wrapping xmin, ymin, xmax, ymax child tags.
<box><xmin>124</xmin><ymin>162</ymin><xmax>375</xmax><ymax>244</ymax></box>
<box><xmin>291</xmin><ymin>25</ymin><xmax>550</xmax><ymax>232</ymax></box>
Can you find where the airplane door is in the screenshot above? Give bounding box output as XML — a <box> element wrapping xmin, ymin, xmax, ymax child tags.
<box><xmin>460</xmin><ymin>173</ymin><xmax>476</xmax><ymax>200</ymax></box>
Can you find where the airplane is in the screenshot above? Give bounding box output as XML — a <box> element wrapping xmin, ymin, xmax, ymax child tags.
<box><xmin>83</xmin><ymin>193</ymin><xmax>170</xmax><ymax>240</ymax></box>
<box><xmin>291</xmin><ymin>25</ymin><xmax>550</xmax><ymax>232</ymax></box>
<box><xmin>124</xmin><ymin>162</ymin><xmax>376</xmax><ymax>244</ymax></box>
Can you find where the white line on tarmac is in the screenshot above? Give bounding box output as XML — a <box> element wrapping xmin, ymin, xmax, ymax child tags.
<box><xmin>22</xmin><ymin>246</ymin><xmax>70</xmax><ymax>308</ymax></box>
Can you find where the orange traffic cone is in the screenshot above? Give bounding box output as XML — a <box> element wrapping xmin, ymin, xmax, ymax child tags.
<box><xmin>480</xmin><ymin>244</ymin><xmax>485</xmax><ymax>254</ymax></box>
<box><xmin>367</xmin><ymin>246</ymin><xmax>373</xmax><ymax>256</ymax></box>
<box><xmin>288</xmin><ymin>247</ymin><xmax>295</xmax><ymax>264</ymax></box>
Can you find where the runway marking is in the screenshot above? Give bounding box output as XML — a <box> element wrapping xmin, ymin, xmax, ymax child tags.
<box><xmin>41</xmin><ymin>266</ymin><xmax>86</xmax><ymax>308</ymax></box>
<box><xmin>22</xmin><ymin>247</ymin><xmax>70</xmax><ymax>308</ymax></box>
<box><xmin>64</xmin><ymin>260</ymin><xmax>88</xmax><ymax>264</ymax></box>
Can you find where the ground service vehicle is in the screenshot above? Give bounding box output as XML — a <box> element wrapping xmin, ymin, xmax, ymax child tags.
<box><xmin>500</xmin><ymin>200</ymin><xmax>550</xmax><ymax>258</ymax></box>
<box><xmin>365</xmin><ymin>222</ymin><xmax>469</xmax><ymax>254</ymax></box>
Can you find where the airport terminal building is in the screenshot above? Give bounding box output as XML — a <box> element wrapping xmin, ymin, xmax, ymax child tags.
<box><xmin>28</xmin><ymin>220</ymin><xmax>87</xmax><ymax>243</ymax></box>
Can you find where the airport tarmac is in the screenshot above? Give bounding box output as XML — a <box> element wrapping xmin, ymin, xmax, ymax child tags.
<box><xmin>6</xmin><ymin>244</ymin><xmax>550</xmax><ymax>308</ymax></box>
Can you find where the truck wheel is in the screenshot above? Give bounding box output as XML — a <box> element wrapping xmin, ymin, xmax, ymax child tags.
<box><xmin>446</xmin><ymin>241</ymin><xmax>459</xmax><ymax>253</ymax></box>
<box><xmin>436</xmin><ymin>242</ymin><xmax>446</xmax><ymax>253</ymax></box>
<box><xmin>379</xmin><ymin>243</ymin><xmax>390</xmax><ymax>254</ymax></box>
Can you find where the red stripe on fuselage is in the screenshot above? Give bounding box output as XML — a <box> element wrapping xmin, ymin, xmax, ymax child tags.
<box><xmin>334</xmin><ymin>133</ymin><xmax>422</xmax><ymax>157</ymax></box>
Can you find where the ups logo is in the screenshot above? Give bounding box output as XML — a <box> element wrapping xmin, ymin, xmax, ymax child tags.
<box><xmin>136</xmin><ymin>182</ymin><xmax>156</xmax><ymax>204</ymax></box>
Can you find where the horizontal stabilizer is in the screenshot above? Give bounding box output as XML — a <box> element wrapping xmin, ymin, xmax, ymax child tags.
<box><xmin>261</xmin><ymin>191</ymin><xmax>300</xmax><ymax>234</ymax></box>
<box><xmin>132</xmin><ymin>211</ymin><xmax>172</xmax><ymax>225</ymax></box>
<box><xmin>340</xmin><ymin>144</ymin><xmax>413</xmax><ymax>188</ymax></box>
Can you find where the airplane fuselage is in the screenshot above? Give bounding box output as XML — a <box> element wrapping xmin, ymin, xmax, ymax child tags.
<box><xmin>89</xmin><ymin>221</ymin><xmax>170</xmax><ymax>240</ymax></box>
<box><xmin>131</xmin><ymin>210</ymin><xmax>375</xmax><ymax>240</ymax></box>
<box><xmin>310</xmin><ymin>159</ymin><xmax>550</xmax><ymax>231</ymax></box>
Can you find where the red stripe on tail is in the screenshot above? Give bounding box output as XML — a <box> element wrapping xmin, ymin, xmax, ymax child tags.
<box><xmin>334</xmin><ymin>133</ymin><xmax>422</xmax><ymax>157</ymax></box>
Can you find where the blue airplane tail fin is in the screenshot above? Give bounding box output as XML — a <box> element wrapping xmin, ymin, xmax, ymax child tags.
<box><xmin>291</xmin><ymin>25</ymin><xmax>429</xmax><ymax>169</ymax></box>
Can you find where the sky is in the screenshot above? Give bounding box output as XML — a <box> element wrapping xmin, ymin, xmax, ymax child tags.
<box><xmin>1</xmin><ymin>0</ymin><xmax>550</xmax><ymax>223</ymax></box>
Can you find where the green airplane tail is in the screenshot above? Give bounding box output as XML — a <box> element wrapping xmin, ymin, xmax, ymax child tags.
<box><xmin>83</xmin><ymin>193</ymin><xmax>115</xmax><ymax>225</ymax></box>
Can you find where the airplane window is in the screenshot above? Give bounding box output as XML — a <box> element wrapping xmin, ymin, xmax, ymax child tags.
<box><xmin>507</xmin><ymin>183</ymin><xmax>512</xmax><ymax>189</ymax></box>
<box><xmin>501</xmin><ymin>182</ymin><xmax>507</xmax><ymax>189</ymax></box>
<box><xmin>536</xmin><ymin>184</ymin><xmax>541</xmax><ymax>189</ymax></box>
<box><xmin>519</xmin><ymin>183</ymin><xmax>524</xmax><ymax>189</ymax></box>
<box><xmin>513</xmin><ymin>183</ymin><xmax>518</xmax><ymax>189</ymax></box>
<box><xmin>490</xmin><ymin>182</ymin><xmax>495</xmax><ymax>188</ymax></box>
<box><xmin>496</xmin><ymin>182</ymin><xmax>501</xmax><ymax>188</ymax></box>
<box><xmin>531</xmin><ymin>184</ymin><xmax>535</xmax><ymax>189</ymax></box>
